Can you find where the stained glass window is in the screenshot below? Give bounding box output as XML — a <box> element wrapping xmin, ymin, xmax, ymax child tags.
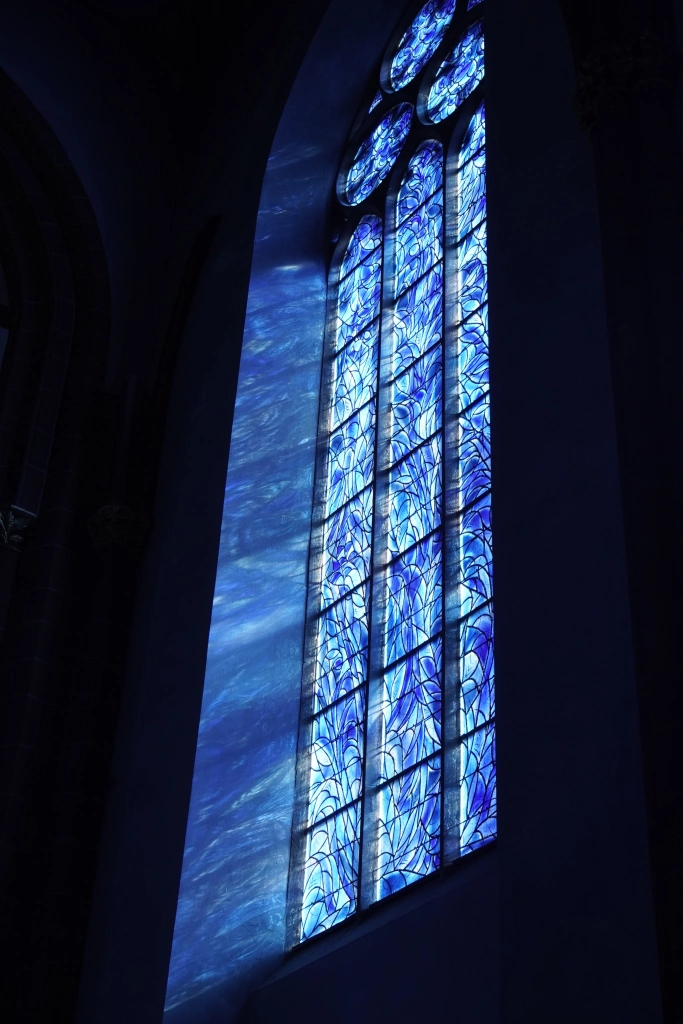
<box><xmin>294</xmin><ymin>0</ymin><xmax>494</xmax><ymax>943</ymax></box>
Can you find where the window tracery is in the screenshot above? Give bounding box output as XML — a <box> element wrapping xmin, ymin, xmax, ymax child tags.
<box><xmin>294</xmin><ymin>0</ymin><xmax>495</xmax><ymax>942</ymax></box>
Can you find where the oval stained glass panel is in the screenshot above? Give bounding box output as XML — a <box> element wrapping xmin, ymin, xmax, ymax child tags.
<box><xmin>390</xmin><ymin>0</ymin><xmax>456</xmax><ymax>91</ymax></box>
<box><xmin>343</xmin><ymin>103</ymin><xmax>413</xmax><ymax>206</ymax></box>
<box><xmin>426</xmin><ymin>19</ymin><xmax>484</xmax><ymax>124</ymax></box>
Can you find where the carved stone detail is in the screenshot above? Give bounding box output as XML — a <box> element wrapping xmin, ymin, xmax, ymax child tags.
<box><xmin>0</xmin><ymin>507</ymin><xmax>33</xmax><ymax>550</ymax></box>
<box><xmin>88</xmin><ymin>503</ymin><xmax>149</xmax><ymax>553</ymax></box>
<box><xmin>574</xmin><ymin>33</ymin><xmax>677</xmax><ymax>134</ymax></box>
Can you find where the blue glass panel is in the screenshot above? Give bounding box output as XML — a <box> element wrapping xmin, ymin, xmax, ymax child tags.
<box><xmin>458</xmin><ymin>393</ymin><xmax>490</xmax><ymax>510</ymax></box>
<box><xmin>301</xmin><ymin>803</ymin><xmax>360</xmax><ymax>939</ymax></box>
<box><xmin>327</xmin><ymin>400</ymin><xmax>375</xmax><ymax>515</ymax></box>
<box><xmin>460</xmin><ymin>102</ymin><xmax>486</xmax><ymax>166</ymax></box>
<box><xmin>456</xmin><ymin>219</ymin><xmax>487</xmax><ymax>320</ymax></box>
<box><xmin>368</xmin><ymin>89</ymin><xmax>383</xmax><ymax>113</ymax></box>
<box><xmin>309</xmin><ymin>688</ymin><xmax>366</xmax><ymax>824</ymax></box>
<box><xmin>389</xmin><ymin>435</ymin><xmax>442</xmax><ymax>556</ymax></box>
<box><xmin>386</xmin><ymin>532</ymin><xmax>442</xmax><ymax>664</ymax></box>
<box><xmin>427</xmin><ymin>20</ymin><xmax>485</xmax><ymax>124</ymax></box>
<box><xmin>340</xmin><ymin>214</ymin><xmax>382</xmax><ymax>280</ymax></box>
<box><xmin>315</xmin><ymin>586</ymin><xmax>368</xmax><ymax>711</ymax></box>
<box><xmin>458</xmin><ymin>495</ymin><xmax>492</xmax><ymax>617</ymax></box>
<box><xmin>332</xmin><ymin>321</ymin><xmax>378</xmax><ymax>428</ymax></box>
<box><xmin>381</xmin><ymin>640</ymin><xmax>442</xmax><ymax>781</ymax></box>
<box><xmin>459</xmin><ymin>603</ymin><xmax>494</xmax><ymax>733</ymax></box>
<box><xmin>344</xmin><ymin>103</ymin><xmax>413</xmax><ymax>206</ymax></box>
<box><xmin>391</xmin><ymin>345</ymin><xmax>442</xmax><ymax>462</ymax></box>
<box><xmin>337</xmin><ymin>246</ymin><xmax>382</xmax><ymax>348</ymax></box>
<box><xmin>390</xmin><ymin>0</ymin><xmax>456</xmax><ymax>90</ymax></box>
<box><xmin>378</xmin><ymin>758</ymin><xmax>441</xmax><ymax>896</ymax></box>
<box><xmin>458</xmin><ymin>303</ymin><xmax>488</xmax><ymax>410</ymax></box>
<box><xmin>393</xmin><ymin>262</ymin><xmax>443</xmax><ymax>376</ymax></box>
<box><xmin>467</xmin><ymin>0</ymin><xmax>483</xmax><ymax>9</ymax></box>
<box><xmin>396</xmin><ymin>192</ymin><xmax>443</xmax><ymax>295</ymax></box>
<box><xmin>397</xmin><ymin>141</ymin><xmax>443</xmax><ymax>224</ymax></box>
<box><xmin>460</xmin><ymin>724</ymin><xmax>496</xmax><ymax>853</ymax></box>
<box><xmin>322</xmin><ymin>488</ymin><xmax>373</xmax><ymax>606</ymax></box>
<box><xmin>457</xmin><ymin>146</ymin><xmax>486</xmax><ymax>241</ymax></box>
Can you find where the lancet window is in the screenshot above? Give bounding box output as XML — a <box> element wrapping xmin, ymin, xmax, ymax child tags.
<box><xmin>290</xmin><ymin>0</ymin><xmax>495</xmax><ymax>943</ymax></box>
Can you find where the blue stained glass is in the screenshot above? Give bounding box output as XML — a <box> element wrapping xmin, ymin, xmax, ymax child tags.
<box><xmin>301</xmin><ymin>803</ymin><xmax>360</xmax><ymax>939</ymax></box>
<box><xmin>457</xmin><ymin>147</ymin><xmax>486</xmax><ymax>242</ymax></box>
<box><xmin>315</xmin><ymin>586</ymin><xmax>368</xmax><ymax>711</ymax></box>
<box><xmin>458</xmin><ymin>495</ymin><xmax>492</xmax><ymax>617</ymax></box>
<box><xmin>327</xmin><ymin>400</ymin><xmax>375</xmax><ymax>515</ymax></box>
<box><xmin>390</xmin><ymin>0</ymin><xmax>457</xmax><ymax>91</ymax></box>
<box><xmin>396</xmin><ymin>192</ymin><xmax>443</xmax><ymax>294</ymax></box>
<box><xmin>458</xmin><ymin>303</ymin><xmax>489</xmax><ymax>410</ymax></box>
<box><xmin>460</xmin><ymin>724</ymin><xmax>496</xmax><ymax>853</ymax></box>
<box><xmin>340</xmin><ymin>215</ymin><xmax>382</xmax><ymax>279</ymax></box>
<box><xmin>459</xmin><ymin>604</ymin><xmax>494</xmax><ymax>733</ymax></box>
<box><xmin>369</xmin><ymin>89</ymin><xmax>383</xmax><ymax>113</ymax></box>
<box><xmin>457</xmin><ymin>219</ymin><xmax>487</xmax><ymax>320</ymax></box>
<box><xmin>458</xmin><ymin>393</ymin><xmax>490</xmax><ymax>510</ymax></box>
<box><xmin>467</xmin><ymin>0</ymin><xmax>483</xmax><ymax>9</ymax></box>
<box><xmin>427</xmin><ymin>20</ymin><xmax>485</xmax><ymax>124</ymax></box>
<box><xmin>309</xmin><ymin>688</ymin><xmax>366</xmax><ymax>824</ymax></box>
<box><xmin>378</xmin><ymin>758</ymin><xmax>441</xmax><ymax>896</ymax></box>
<box><xmin>460</xmin><ymin>102</ymin><xmax>486</xmax><ymax>166</ymax></box>
<box><xmin>393</xmin><ymin>262</ymin><xmax>443</xmax><ymax>375</ymax></box>
<box><xmin>332</xmin><ymin>322</ymin><xmax>378</xmax><ymax>428</ymax></box>
<box><xmin>337</xmin><ymin>247</ymin><xmax>382</xmax><ymax>348</ymax></box>
<box><xmin>322</xmin><ymin>488</ymin><xmax>373</xmax><ymax>607</ymax></box>
<box><xmin>344</xmin><ymin>103</ymin><xmax>413</xmax><ymax>206</ymax></box>
<box><xmin>386</xmin><ymin>532</ymin><xmax>442</xmax><ymax>664</ymax></box>
<box><xmin>389</xmin><ymin>435</ymin><xmax>442</xmax><ymax>556</ymax></box>
<box><xmin>381</xmin><ymin>640</ymin><xmax>442</xmax><ymax>781</ymax></box>
<box><xmin>397</xmin><ymin>142</ymin><xmax>443</xmax><ymax>224</ymax></box>
<box><xmin>391</xmin><ymin>345</ymin><xmax>442</xmax><ymax>461</ymax></box>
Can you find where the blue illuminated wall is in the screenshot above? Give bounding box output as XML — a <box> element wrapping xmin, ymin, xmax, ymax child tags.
<box><xmin>163</xmin><ymin>1</ymin><xmax>408</xmax><ymax>1019</ymax></box>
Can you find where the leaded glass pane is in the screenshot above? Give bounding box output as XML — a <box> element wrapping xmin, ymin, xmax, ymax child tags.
<box><xmin>389</xmin><ymin>435</ymin><xmax>442</xmax><ymax>556</ymax></box>
<box><xmin>396</xmin><ymin>192</ymin><xmax>443</xmax><ymax>294</ymax></box>
<box><xmin>426</xmin><ymin>19</ymin><xmax>484</xmax><ymax>124</ymax></box>
<box><xmin>458</xmin><ymin>303</ymin><xmax>489</xmax><ymax>410</ymax></box>
<box><xmin>309</xmin><ymin>688</ymin><xmax>366</xmax><ymax>823</ymax></box>
<box><xmin>315</xmin><ymin>586</ymin><xmax>368</xmax><ymax>711</ymax></box>
<box><xmin>459</xmin><ymin>603</ymin><xmax>494</xmax><ymax>734</ymax></box>
<box><xmin>460</xmin><ymin>723</ymin><xmax>496</xmax><ymax>852</ymax></box>
<box><xmin>386</xmin><ymin>532</ymin><xmax>443</xmax><ymax>665</ymax></box>
<box><xmin>378</xmin><ymin>758</ymin><xmax>441</xmax><ymax>896</ymax></box>
<box><xmin>456</xmin><ymin>219</ymin><xmax>487</xmax><ymax>319</ymax></box>
<box><xmin>332</xmin><ymin>322</ymin><xmax>378</xmax><ymax>427</ymax></box>
<box><xmin>458</xmin><ymin>393</ymin><xmax>490</xmax><ymax>510</ymax></box>
<box><xmin>368</xmin><ymin>89</ymin><xmax>382</xmax><ymax>113</ymax></box>
<box><xmin>381</xmin><ymin>640</ymin><xmax>442</xmax><ymax>780</ymax></box>
<box><xmin>340</xmin><ymin>214</ymin><xmax>382</xmax><ymax>279</ymax></box>
<box><xmin>397</xmin><ymin>141</ymin><xmax>443</xmax><ymax>223</ymax></box>
<box><xmin>457</xmin><ymin>146</ymin><xmax>486</xmax><ymax>241</ymax></box>
<box><xmin>344</xmin><ymin>103</ymin><xmax>413</xmax><ymax>205</ymax></box>
<box><xmin>337</xmin><ymin>246</ymin><xmax>382</xmax><ymax>348</ymax></box>
<box><xmin>321</xmin><ymin>488</ymin><xmax>373</xmax><ymax>606</ymax></box>
<box><xmin>458</xmin><ymin>494</ymin><xmax>493</xmax><ymax>617</ymax></box>
<box><xmin>391</xmin><ymin>345</ymin><xmax>442</xmax><ymax>461</ymax></box>
<box><xmin>393</xmin><ymin>263</ymin><xmax>443</xmax><ymax>375</ymax></box>
<box><xmin>327</xmin><ymin>400</ymin><xmax>376</xmax><ymax>515</ymax></box>
<box><xmin>301</xmin><ymin>803</ymin><xmax>360</xmax><ymax>939</ymax></box>
<box><xmin>460</xmin><ymin>101</ymin><xmax>486</xmax><ymax>165</ymax></box>
<box><xmin>390</xmin><ymin>0</ymin><xmax>456</xmax><ymax>90</ymax></box>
